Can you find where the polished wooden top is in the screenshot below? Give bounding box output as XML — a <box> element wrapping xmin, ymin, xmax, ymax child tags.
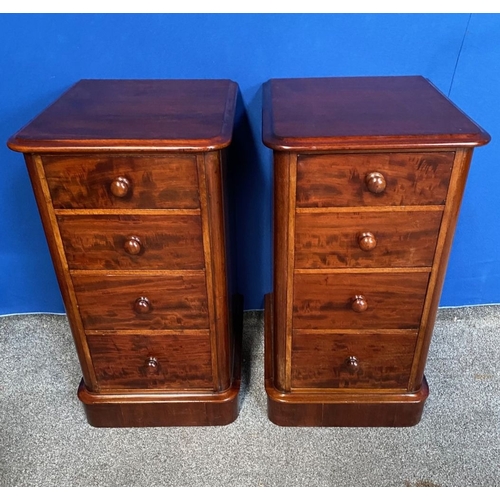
<box><xmin>8</xmin><ymin>79</ymin><xmax>238</xmax><ymax>153</ymax></box>
<box><xmin>263</xmin><ymin>76</ymin><xmax>490</xmax><ymax>151</ymax></box>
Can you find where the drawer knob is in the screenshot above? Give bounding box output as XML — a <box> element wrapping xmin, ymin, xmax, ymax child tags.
<box><xmin>134</xmin><ymin>296</ymin><xmax>152</xmax><ymax>314</ymax></box>
<box><xmin>358</xmin><ymin>232</ymin><xmax>377</xmax><ymax>251</ymax></box>
<box><xmin>110</xmin><ymin>176</ymin><xmax>131</xmax><ymax>198</ymax></box>
<box><xmin>124</xmin><ymin>236</ymin><xmax>142</xmax><ymax>255</ymax></box>
<box><xmin>145</xmin><ymin>356</ymin><xmax>159</xmax><ymax>373</ymax></box>
<box><xmin>351</xmin><ymin>295</ymin><xmax>368</xmax><ymax>312</ymax></box>
<box><xmin>365</xmin><ymin>172</ymin><xmax>386</xmax><ymax>194</ymax></box>
<box><xmin>345</xmin><ymin>356</ymin><xmax>359</xmax><ymax>374</ymax></box>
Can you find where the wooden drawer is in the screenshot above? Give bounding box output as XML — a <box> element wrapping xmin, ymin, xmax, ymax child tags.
<box><xmin>296</xmin><ymin>152</ymin><xmax>454</xmax><ymax>207</ymax></box>
<box><xmin>293</xmin><ymin>272</ymin><xmax>429</xmax><ymax>330</ymax></box>
<box><xmin>43</xmin><ymin>155</ymin><xmax>200</xmax><ymax>209</ymax></box>
<box><xmin>73</xmin><ymin>273</ymin><xmax>209</xmax><ymax>330</ymax></box>
<box><xmin>291</xmin><ymin>331</ymin><xmax>417</xmax><ymax>389</ymax></box>
<box><xmin>58</xmin><ymin>214</ymin><xmax>204</xmax><ymax>270</ymax></box>
<box><xmin>87</xmin><ymin>333</ymin><xmax>213</xmax><ymax>390</ymax></box>
<box><xmin>295</xmin><ymin>210</ymin><xmax>442</xmax><ymax>269</ymax></box>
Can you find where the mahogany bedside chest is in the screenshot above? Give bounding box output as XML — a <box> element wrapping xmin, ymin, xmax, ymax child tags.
<box><xmin>8</xmin><ymin>79</ymin><xmax>242</xmax><ymax>427</ymax></box>
<box><xmin>262</xmin><ymin>76</ymin><xmax>490</xmax><ymax>426</ymax></box>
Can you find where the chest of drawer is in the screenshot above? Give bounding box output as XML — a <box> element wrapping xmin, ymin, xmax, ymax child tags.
<box><xmin>87</xmin><ymin>333</ymin><xmax>213</xmax><ymax>390</ymax></box>
<box><xmin>73</xmin><ymin>273</ymin><xmax>209</xmax><ymax>331</ymax></box>
<box><xmin>9</xmin><ymin>79</ymin><xmax>242</xmax><ymax>426</ymax></box>
<box><xmin>295</xmin><ymin>210</ymin><xmax>442</xmax><ymax>269</ymax></box>
<box><xmin>262</xmin><ymin>76</ymin><xmax>489</xmax><ymax>426</ymax></box>
<box><xmin>43</xmin><ymin>155</ymin><xmax>200</xmax><ymax>209</ymax></box>
<box><xmin>293</xmin><ymin>272</ymin><xmax>429</xmax><ymax>330</ymax></box>
<box><xmin>291</xmin><ymin>331</ymin><xmax>417</xmax><ymax>389</ymax></box>
<box><xmin>296</xmin><ymin>152</ymin><xmax>454</xmax><ymax>207</ymax></box>
<box><xmin>58</xmin><ymin>214</ymin><xmax>204</xmax><ymax>270</ymax></box>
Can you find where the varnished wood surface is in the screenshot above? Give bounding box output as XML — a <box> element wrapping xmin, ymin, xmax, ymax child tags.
<box><xmin>263</xmin><ymin>77</ymin><xmax>490</xmax><ymax>150</ymax></box>
<box><xmin>295</xmin><ymin>210</ymin><xmax>442</xmax><ymax>268</ymax></box>
<box><xmin>264</xmin><ymin>294</ymin><xmax>428</xmax><ymax>427</ymax></box>
<box><xmin>293</xmin><ymin>272</ymin><xmax>429</xmax><ymax>330</ymax></box>
<box><xmin>73</xmin><ymin>273</ymin><xmax>209</xmax><ymax>330</ymax></box>
<box><xmin>43</xmin><ymin>155</ymin><xmax>200</xmax><ymax>209</ymax></box>
<box><xmin>87</xmin><ymin>334</ymin><xmax>212</xmax><ymax>390</ymax></box>
<box><xmin>296</xmin><ymin>152</ymin><xmax>454</xmax><ymax>207</ymax></box>
<box><xmin>58</xmin><ymin>214</ymin><xmax>204</xmax><ymax>270</ymax></box>
<box><xmin>291</xmin><ymin>332</ymin><xmax>416</xmax><ymax>389</ymax></box>
<box><xmin>8</xmin><ymin>79</ymin><xmax>238</xmax><ymax>152</ymax></box>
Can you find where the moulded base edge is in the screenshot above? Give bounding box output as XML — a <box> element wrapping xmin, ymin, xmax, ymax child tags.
<box><xmin>264</xmin><ymin>293</ymin><xmax>429</xmax><ymax>427</ymax></box>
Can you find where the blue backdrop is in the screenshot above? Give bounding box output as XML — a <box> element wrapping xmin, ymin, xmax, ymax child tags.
<box><xmin>1</xmin><ymin>13</ymin><xmax>499</xmax><ymax>314</ymax></box>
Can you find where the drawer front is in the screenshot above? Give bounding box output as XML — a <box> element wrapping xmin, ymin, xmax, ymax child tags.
<box><xmin>43</xmin><ymin>155</ymin><xmax>200</xmax><ymax>209</ymax></box>
<box><xmin>295</xmin><ymin>210</ymin><xmax>442</xmax><ymax>269</ymax></box>
<box><xmin>73</xmin><ymin>274</ymin><xmax>209</xmax><ymax>330</ymax></box>
<box><xmin>88</xmin><ymin>334</ymin><xmax>212</xmax><ymax>390</ymax></box>
<box><xmin>293</xmin><ymin>272</ymin><xmax>429</xmax><ymax>330</ymax></box>
<box><xmin>296</xmin><ymin>152</ymin><xmax>454</xmax><ymax>207</ymax></box>
<box><xmin>291</xmin><ymin>332</ymin><xmax>416</xmax><ymax>389</ymax></box>
<box><xmin>58</xmin><ymin>214</ymin><xmax>204</xmax><ymax>270</ymax></box>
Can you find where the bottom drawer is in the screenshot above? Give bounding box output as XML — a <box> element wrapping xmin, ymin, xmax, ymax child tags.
<box><xmin>88</xmin><ymin>333</ymin><xmax>213</xmax><ymax>390</ymax></box>
<box><xmin>291</xmin><ymin>332</ymin><xmax>417</xmax><ymax>390</ymax></box>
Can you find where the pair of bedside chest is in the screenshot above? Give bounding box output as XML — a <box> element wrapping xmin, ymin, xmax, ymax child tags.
<box><xmin>8</xmin><ymin>77</ymin><xmax>489</xmax><ymax>427</ymax></box>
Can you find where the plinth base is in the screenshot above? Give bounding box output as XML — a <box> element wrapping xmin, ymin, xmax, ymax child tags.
<box><xmin>264</xmin><ymin>293</ymin><xmax>429</xmax><ymax>427</ymax></box>
<box><xmin>78</xmin><ymin>380</ymin><xmax>241</xmax><ymax>427</ymax></box>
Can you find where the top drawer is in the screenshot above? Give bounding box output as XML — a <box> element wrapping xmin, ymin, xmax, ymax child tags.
<box><xmin>42</xmin><ymin>155</ymin><xmax>200</xmax><ymax>209</ymax></box>
<box><xmin>296</xmin><ymin>152</ymin><xmax>454</xmax><ymax>207</ymax></box>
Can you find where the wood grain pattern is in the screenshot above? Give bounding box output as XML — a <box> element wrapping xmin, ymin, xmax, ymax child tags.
<box><xmin>87</xmin><ymin>334</ymin><xmax>212</xmax><ymax>390</ymax></box>
<box><xmin>296</xmin><ymin>152</ymin><xmax>454</xmax><ymax>207</ymax></box>
<box><xmin>58</xmin><ymin>214</ymin><xmax>204</xmax><ymax>270</ymax></box>
<box><xmin>408</xmin><ymin>148</ymin><xmax>475</xmax><ymax>390</ymax></box>
<box><xmin>8</xmin><ymin>79</ymin><xmax>238</xmax><ymax>152</ymax></box>
<box><xmin>73</xmin><ymin>273</ymin><xmax>209</xmax><ymax>330</ymax></box>
<box><xmin>291</xmin><ymin>332</ymin><xmax>417</xmax><ymax>389</ymax></box>
<box><xmin>263</xmin><ymin>77</ymin><xmax>490</xmax><ymax>151</ymax></box>
<box><xmin>272</xmin><ymin>152</ymin><xmax>297</xmax><ymax>392</ymax></box>
<box><xmin>295</xmin><ymin>210</ymin><xmax>443</xmax><ymax>268</ymax></box>
<box><xmin>43</xmin><ymin>155</ymin><xmax>200</xmax><ymax>209</ymax></box>
<box><xmin>24</xmin><ymin>155</ymin><xmax>98</xmax><ymax>389</ymax></box>
<box><xmin>293</xmin><ymin>272</ymin><xmax>429</xmax><ymax>330</ymax></box>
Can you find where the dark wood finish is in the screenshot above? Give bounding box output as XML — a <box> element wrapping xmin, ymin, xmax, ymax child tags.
<box><xmin>291</xmin><ymin>332</ymin><xmax>417</xmax><ymax>389</ymax></box>
<box><xmin>263</xmin><ymin>76</ymin><xmax>490</xmax><ymax>150</ymax></box>
<box><xmin>8</xmin><ymin>79</ymin><xmax>238</xmax><ymax>152</ymax></box>
<box><xmin>72</xmin><ymin>273</ymin><xmax>209</xmax><ymax>330</ymax></box>
<box><xmin>293</xmin><ymin>272</ymin><xmax>429</xmax><ymax>330</ymax></box>
<box><xmin>58</xmin><ymin>214</ymin><xmax>204</xmax><ymax>270</ymax></box>
<box><xmin>8</xmin><ymin>79</ymin><xmax>241</xmax><ymax>426</ymax></box>
<box><xmin>88</xmin><ymin>333</ymin><xmax>213</xmax><ymax>390</ymax></box>
<box><xmin>296</xmin><ymin>152</ymin><xmax>454</xmax><ymax>207</ymax></box>
<box><xmin>43</xmin><ymin>155</ymin><xmax>200</xmax><ymax>209</ymax></box>
<box><xmin>264</xmin><ymin>293</ymin><xmax>428</xmax><ymax>427</ymax></box>
<box><xmin>263</xmin><ymin>76</ymin><xmax>489</xmax><ymax>426</ymax></box>
<box><xmin>295</xmin><ymin>210</ymin><xmax>443</xmax><ymax>268</ymax></box>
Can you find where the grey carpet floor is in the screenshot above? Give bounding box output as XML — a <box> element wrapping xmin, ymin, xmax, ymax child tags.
<box><xmin>1</xmin><ymin>306</ymin><xmax>499</xmax><ymax>487</ymax></box>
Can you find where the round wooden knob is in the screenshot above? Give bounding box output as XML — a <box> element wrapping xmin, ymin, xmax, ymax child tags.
<box><xmin>365</xmin><ymin>172</ymin><xmax>386</xmax><ymax>194</ymax></box>
<box><xmin>124</xmin><ymin>236</ymin><xmax>142</xmax><ymax>255</ymax></box>
<box><xmin>358</xmin><ymin>232</ymin><xmax>377</xmax><ymax>251</ymax></box>
<box><xmin>110</xmin><ymin>176</ymin><xmax>131</xmax><ymax>198</ymax></box>
<box><xmin>345</xmin><ymin>356</ymin><xmax>359</xmax><ymax>374</ymax></box>
<box><xmin>134</xmin><ymin>297</ymin><xmax>151</xmax><ymax>314</ymax></box>
<box><xmin>351</xmin><ymin>295</ymin><xmax>368</xmax><ymax>313</ymax></box>
<box><xmin>145</xmin><ymin>357</ymin><xmax>159</xmax><ymax>373</ymax></box>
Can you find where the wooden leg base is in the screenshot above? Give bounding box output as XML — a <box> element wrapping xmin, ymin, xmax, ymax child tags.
<box><xmin>264</xmin><ymin>293</ymin><xmax>429</xmax><ymax>427</ymax></box>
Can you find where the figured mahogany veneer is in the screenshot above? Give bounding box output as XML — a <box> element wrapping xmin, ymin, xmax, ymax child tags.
<box><xmin>263</xmin><ymin>76</ymin><xmax>490</xmax><ymax>426</ymax></box>
<box><xmin>8</xmin><ymin>79</ymin><xmax>242</xmax><ymax>427</ymax></box>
